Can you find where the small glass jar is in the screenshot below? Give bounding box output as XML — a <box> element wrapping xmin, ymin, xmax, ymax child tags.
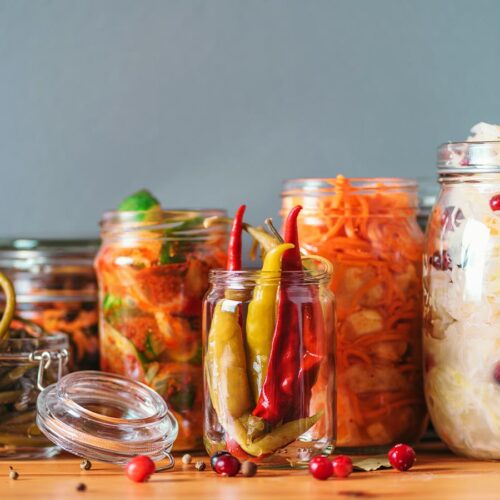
<box><xmin>0</xmin><ymin>239</ymin><xmax>99</xmax><ymax>371</ymax></box>
<box><xmin>424</xmin><ymin>141</ymin><xmax>500</xmax><ymax>459</ymax></box>
<box><xmin>95</xmin><ymin>209</ymin><xmax>226</xmax><ymax>451</ymax></box>
<box><xmin>37</xmin><ymin>371</ymin><xmax>178</xmax><ymax>465</ymax></box>
<box><xmin>282</xmin><ymin>177</ymin><xmax>427</xmax><ymax>452</ymax></box>
<box><xmin>203</xmin><ymin>265</ymin><xmax>336</xmax><ymax>467</ymax></box>
<box><xmin>0</xmin><ymin>320</ymin><xmax>68</xmax><ymax>459</ymax></box>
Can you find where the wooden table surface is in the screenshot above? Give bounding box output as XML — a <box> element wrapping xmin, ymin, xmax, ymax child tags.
<box><xmin>1</xmin><ymin>444</ymin><xmax>499</xmax><ymax>499</ymax></box>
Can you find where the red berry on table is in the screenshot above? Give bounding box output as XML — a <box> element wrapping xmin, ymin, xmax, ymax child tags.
<box><xmin>309</xmin><ymin>456</ymin><xmax>333</xmax><ymax>480</ymax></box>
<box><xmin>331</xmin><ymin>455</ymin><xmax>353</xmax><ymax>478</ymax></box>
<box><xmin>214</xmin><ymin>454</ymin><xmax>241</xmax><ymax>476</ymax></box>
<box><xmin>490</xmin><ymin>194</ymin><xmax>500</xmax><ymax>212</ymax></box>
<box><xmin>125</xmin><ymin>455</ymin><xmax>156</xmax><ymax>482</ymax></box>
<box><xmin>210</xmin><ymin>451</ymin><xmax>231</xmax><ymax>470</ymax></box>
<box><xmin>388</xmin><ymin>444</ymin><xmax>416</xmax><ymax>471</ymax></box>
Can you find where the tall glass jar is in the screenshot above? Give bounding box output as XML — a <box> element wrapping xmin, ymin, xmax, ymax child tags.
<box><xmin>0</xmin><ymin>239</ymin><xmax>99</xmax><ymax>371</ymax></box>
<box><xmin>282</xmin><ymin>176</ymin><xmax>427</xmax><ymax>452</ymax></box>
<box><xmin>424</xmin><ymin>141</ymin><xmax>500</xmax><ymax>459</ymax></box>
<box><xmin>95</xmin><ymin>209</ymin><xmax>226</xmax><ymax>451</ymax></box>
<box><xmin>0</xmin><ymin>319</ymin><xmax>68</xmax><ymax>459</ymax></box>
<box><xmin>203</xmin><ymin>264</ymin><xmax>335</xmax><ymax>467</ymax></box>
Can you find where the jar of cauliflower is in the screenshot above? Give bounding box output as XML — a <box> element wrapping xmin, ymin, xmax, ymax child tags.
<box><xmin>282</xmin><ymin>176</ymin><xmax>427</xmax><ymax>452</ymax></box>
<box><xmin>424</xmin><ymin>123</ymin><xmax>500</xmax><ymax>459</ymax></box>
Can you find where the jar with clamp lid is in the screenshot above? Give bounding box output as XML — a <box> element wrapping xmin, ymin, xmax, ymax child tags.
<box><xmin>0</xmin><ymin>319</ymin><xmax>68</xmax><ymax>459</ymax></box>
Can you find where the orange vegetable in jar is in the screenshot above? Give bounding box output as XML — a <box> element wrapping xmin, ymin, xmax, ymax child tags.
<box><xmin>95</xmin><ymin>193</ymin><xmax>226</xmax><ymax>451</ymax></box>
<box><xmin>282</xmin><ymin>176</ymin><xmax>427</xmax><ymax>451</ymax></box>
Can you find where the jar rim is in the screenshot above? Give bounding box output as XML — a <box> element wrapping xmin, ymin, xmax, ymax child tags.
<box><xmin>209</xmin><ymin>267</ymin><xmax>332</xmax><ymax>285</ymax></box>
<box><xmin>0</xmin><ymin>238</ymin><xmax>98</xmax><ymax>270</ymax></box>
<box><xmin>282</xmin><ymin>177</ymin><xmax>418</xmax><ymax>196</ymax></box>
<box><xmin>36</xmin><ymin>371</ymin><xmax>179</xmax><ymax>464</ymax></box>
<box><xmin>0</xmin><ymin>330</ymin><xmax>69</xmax><ymax>351</ymax></box>
<box><xmin>99</xmin><ymin>208</ymin><xmax>227</xmax><ymax>239</ymax></box>
<box><xmin>437</xmin><ymin>141</ymin><xmax>500</xmax><ymax>173</ymax></box>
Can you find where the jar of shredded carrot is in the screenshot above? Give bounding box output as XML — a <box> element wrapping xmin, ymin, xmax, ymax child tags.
<box><xmin>281</xmin><ymin>176</ymin><xmax>427</xmax><ymax>452</ymax></box>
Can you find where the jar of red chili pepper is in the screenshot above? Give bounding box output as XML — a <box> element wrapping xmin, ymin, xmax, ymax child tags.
<box><xmin>282</xmin><ymin>177</ymin><xmax>427</xmax><ymax>453</ymax></box>
<box><xmin>203</xmin><ymin>205</ymin><xmax>336</xmax><ymax>467</ymax></box>
<box><xmin>95</xmin><ymin>196</ymin><xmax>226</xmax><ymax>452</ymax></box>
<box><xmin>0</xmin><ymin>239</ymin><xmax>99</xmax><ymax>372</ymax></box>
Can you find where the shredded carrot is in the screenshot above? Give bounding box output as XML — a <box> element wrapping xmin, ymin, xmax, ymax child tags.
<box><xmin>284</xmin><ymin>176</ymin><xmax>425</xmax><ymax>448</ymax></box>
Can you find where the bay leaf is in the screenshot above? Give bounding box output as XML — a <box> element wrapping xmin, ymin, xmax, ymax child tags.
<box><xmin>352</xmin><ymin>456</ymin><xmax>391</xmax><ymax>472</ymax></box>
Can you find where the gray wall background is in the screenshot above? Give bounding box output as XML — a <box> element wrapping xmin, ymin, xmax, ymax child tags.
<box><xmin>1</xmin><ymin>0</ymin><xmax>499</xmax><ymax>238</ymax></box>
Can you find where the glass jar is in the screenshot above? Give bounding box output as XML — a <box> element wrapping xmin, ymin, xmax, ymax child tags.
<box><xmin>95</xmin><ymin>209</ymin><xmax>226</xmax><ymax>451</ymax></box>
<box><xmin>423</xmin><ymin>141</ymin><xmax>500</xmax><ymax>459</ymax></box>
<box><xmin>282</xmin><ymin>176</ymin><xmax>427</xmax><ymax>452</ymax></box>
<box><xmin>0</xmin><ymin>319</ymin><xmax>68</xmax><ymax>459</ymax></box>
<box><xmin>203</xmin><ymin>264</ymin><xmax>336</xmax><ymax>467</ymax></box>
<box><xmin>0</xmin><ymin>239</ymin><xmax>99</xmax><ymax>371</ymax></box>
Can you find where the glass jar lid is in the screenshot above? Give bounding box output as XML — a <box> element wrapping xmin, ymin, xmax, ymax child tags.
<box><xmin>36</xmin><ymin>371</ymin><xmax>178</xmax><ymax>465</ymax></box>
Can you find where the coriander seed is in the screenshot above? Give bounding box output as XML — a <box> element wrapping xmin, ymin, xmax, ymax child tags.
<box><xmin>9</xmin><ymin>467</ymin><xmax>19</xmax><ymax>480</ymax></box>
<box><xmin>181</xmin><ymin>453</ymin><xmax>192</xmax><ymax>465</ymax></box>
<box><xmin>80</xmin><ymin>459</ymin><xmax>92</xmax><ymax>471</ymax></box>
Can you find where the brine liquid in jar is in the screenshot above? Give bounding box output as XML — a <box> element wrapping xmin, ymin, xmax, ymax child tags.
<box><xmin>95</xmin><ymin>207</ymin><xmax>226</xmax><ymax>451</ymax></box>
<box><xmin>282</xmin><ymin>176</ymin><xmax>427</xmax><ymax>452</ymax></box>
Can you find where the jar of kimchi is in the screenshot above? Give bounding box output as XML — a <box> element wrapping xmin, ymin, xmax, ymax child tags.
<box><xmin>282</xmin><ymin>176</ymin><xmax>427</xmax><ymax>452</ymax></box>
<box><xmin>0</xmin><ymin>239</ymin><xmax>99</xmax><ymax>371</ymax></box>
<box><xmin>95</xmin><ymin>207</ymin><xmax>226</xmax><ymax>451</ymax></box>
<box><xmin>424</xmin><ymin>123</ymin><xmax>500</xmax><ymax>459</ymax></box>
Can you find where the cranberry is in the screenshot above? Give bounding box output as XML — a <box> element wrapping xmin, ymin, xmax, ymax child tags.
<box><xmin>331</xmin><ymin>455</ymin><xmax>353</xmax><ymax>478</ymax></box>
<box><xmin>210</xmin><ymin>451</ymin><xmax>231</xmax><ymax>471</ymax></box>
<box><xmin>430</xmin><ymin>250</ymin><xmax>452</xmax><ymax>271</ymax></box>
<box><xmin>125</xmin><ymin>455</ymin><xmax>156</xmax><ymax>482</ymax></box>
<box><xmin>490</xmin><ymin>194</ymin><xmax>500</xmax><ymax>211</ymax></box>
<box><xmin>214</xmin><ymin>454</ymin><xmax>241</xmax><ymax>476</ymax></box>
<box><xmin>388</xmin><ymin>444</ymin><xmax>416</xmax><ymax>471</ymax></box>
<box><xmin>493</xmin><ymin>362</ymin><xmax>500</xmax><ymax>384</ymax></box>
<box><xmin>309</xmin><ymin>456</ymin><xmax>333</xmax><ymax>480</ymax></box>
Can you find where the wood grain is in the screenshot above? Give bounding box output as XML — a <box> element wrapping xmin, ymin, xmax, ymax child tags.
<box><xmin>0</xmin><ymin>445</ymin><xmax>498</xmax><ymax>500</ymax></box>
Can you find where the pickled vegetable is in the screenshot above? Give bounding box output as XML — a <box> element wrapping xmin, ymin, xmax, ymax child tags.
<box><xmin>284</xmin><ymin>176</ymin><xmax>426</xmax><ymax>449</ymax></box>
<box><xmin>96</xmin><ymin>192</ymin><xmax>226</xmax><ymax>450</ymax></box>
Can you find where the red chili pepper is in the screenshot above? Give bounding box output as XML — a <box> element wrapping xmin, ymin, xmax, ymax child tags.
<box><xmin>253</xmin><ymin>205</ymin><xmax>324</xmax><ymax>424</ymax></box>
<box><xmin>282</xmin><ymin>205</ymin><xmax>303</xmax><ymax>271</ymax></box>
<box><xmin>227</xmin><ymin>205</ymin><xmax>246</xmax><ymax>271</ymax></box>
<box><xmin>252</xmin><ymin>206</ymin><xmax>303</xmax><ymax>425</ymax></box>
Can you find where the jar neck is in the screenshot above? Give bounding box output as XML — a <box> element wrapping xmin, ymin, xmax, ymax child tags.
<box><xmin>282</xmin><ymin>176</ymin><xmax>419</xmax><ymax>215</ymax></box>
<box><xmin>99</xmin><ymin>209</ymin><xmax>226</xmax><ymax>242</ymax></box>
<box><xmin>209</xmin><ymin>268</ymin><xmax>331</xmax><ymax>287</ymax></box>
<box><xmin>438</xmin><ymin>141</ymin><xmax>500</xmax><ymax>174</ymax></box>
<box><xmin>438</xmin><ymin>172</ymin><xmax>500</xmax><ymax>185</ymax></box>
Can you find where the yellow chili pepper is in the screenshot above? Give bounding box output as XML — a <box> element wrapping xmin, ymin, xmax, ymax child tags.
<box><xmin>206</xmin><ymin>297</ymin><xmax>253</xmax><ymax>429</ymax></box>
<box><xmin>245</xmin><ymin>243</ymin><xmax>294</xmax><ymax>401</ymax></box>
<box><xmin>228</xmin><ymin>412</ymin><xmax>321</xmax><ymax>457</ymax></box>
